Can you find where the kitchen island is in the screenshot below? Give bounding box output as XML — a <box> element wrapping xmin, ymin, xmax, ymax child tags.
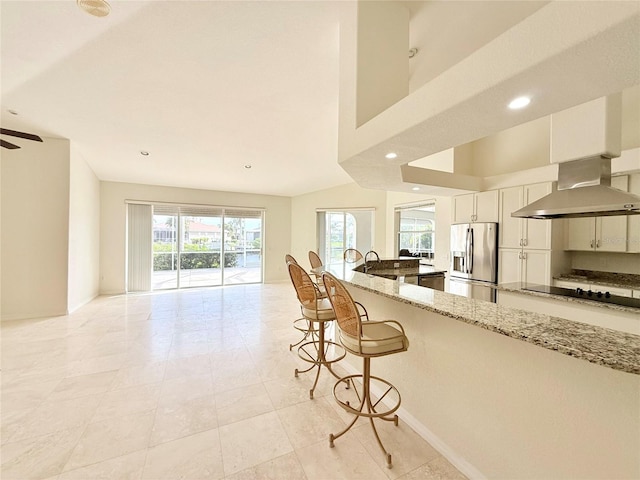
<box><xmin>319</xmin><ymin>262</ymin><xmax>640</xmax><ymax>479</ymax></box>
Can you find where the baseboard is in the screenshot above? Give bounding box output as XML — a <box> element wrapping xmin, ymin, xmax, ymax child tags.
<box><xmin>68</xmin><ymin>293</ymin><xmax>99</xmax><ymax>314</ymax></box>
<box><xmin>1</xmin><ymin>310</ymin><xmax>68</xmax><ymax>322</ymax></box>
<box><xmin>339</xmin><ymin>361</ymin><xmax>486</xmax><ymax>480</ymax></box>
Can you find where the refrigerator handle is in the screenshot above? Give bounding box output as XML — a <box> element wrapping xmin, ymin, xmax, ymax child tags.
<box><xmin>468</xmin><ymin>227</ymin><xmax>474</xmax><ymax>274</ymax></box>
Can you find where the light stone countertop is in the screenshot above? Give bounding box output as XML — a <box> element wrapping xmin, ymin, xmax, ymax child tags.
<box><xmin>320</xmin><ymin>263</ymin><xmax>640</xmax><ymax>375</ymax></box>
<box><xmin>554</xmin><ymin>274</ymin><xmax>640</xmax><ymax>290</ymax></box>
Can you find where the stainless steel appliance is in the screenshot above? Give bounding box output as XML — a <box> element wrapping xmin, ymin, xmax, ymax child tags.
<box><xmin>449</xmin><ymin>222</ymin><xmax>498</xmax><ymax>302</ymax></box>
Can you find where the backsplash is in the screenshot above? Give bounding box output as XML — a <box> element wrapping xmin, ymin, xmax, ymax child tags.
<box><xmin>571</xmin><ymin>251</ymin><xmax>640</xmax><ymax>276</ymax></box>
<box><xmin>570</xmin><ymin>269</ymin><xmax>640</xmax><ymax>286</ymax></box>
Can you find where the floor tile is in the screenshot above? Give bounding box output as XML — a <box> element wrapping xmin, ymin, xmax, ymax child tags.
<box><xmin>64</xmin><ymin>410</ymin><xmax>155</xmax><ymax>471</ymax></box>
<box><xmin>48</xmin><ymin>371</ymin><xmax>118</xmax><ymax>401</ymax></box>
<box><xmin>5</xmin><ymin>394</ymin><xmax>102</xmax><ymax>443</ymax></box>
<box><xmin>218</xmin><ymin>411</ymin><xmax>293</xmax><ymax>476</ymax></box>
<box><xmin>150</xmin><ymin>394</ymin><xmax>218</xmax><ymax>446</ymax></box>
<box><xmin>215</xmin><ymin>383</ymin><xmax>274</xmax><ymax>427</ymax></box>
<box><xmin>142</xmin><ymin>429</ymin><xmax>224</xmax><ymax>480</ymax></box>
<box><xmin>295</xmin><ymin>432</ymin><xmax>388</xmax><ymax>480</ymax></box>
<box><xmin>1</xmin><ymin>427</ymin><xmax>84</xmax><ymax>480</ymax></box>
<box><xmin>57</xmin><ymin>450</ymin><xmax>147</xmax><ymax>480</ymax></box>
<box><xmin>93</xmin><ymin>383</ymin><xmax>161</xmax><ymax>422</ymax></box>
<box><xmin>225</xmin><ymin>452</ymin><xmax>307</xmax><ymax>480</ymax></box>
<box><xmin>110</xmin><ymin>362</ymin><xmax>166</xmax><ymax>390</ymax></box>
<box><xmin>397</xmin><ymin>456</ymin><xmax>468</xmax><ymax>480</ymax></box>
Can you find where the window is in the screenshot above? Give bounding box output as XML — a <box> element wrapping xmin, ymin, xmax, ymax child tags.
<box><xmin>395</xmin><ymin>203</ymin><xmax>435</xmax><ymax>262</ymax></box>
<box><xmin>316</xmin><ymin>209</ymin><xmax>375</xmax><ymax>265</ymax></box>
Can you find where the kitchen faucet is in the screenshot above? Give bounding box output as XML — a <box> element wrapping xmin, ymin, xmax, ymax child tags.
<box><xmin>364</xmin><ymin>250</ymin><xmax>380</xmax><ymax>272</ymax></box>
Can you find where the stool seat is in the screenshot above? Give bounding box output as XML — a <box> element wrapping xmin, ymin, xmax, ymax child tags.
<box><xmin>340</xmin><ymin>321</ymin><xmax>409</xmax><ymax>356</ymax></box>
<box><xmin>301</xmin><ymin>298</ymin><xmax>335</xmax><ymax>321</ymax></box>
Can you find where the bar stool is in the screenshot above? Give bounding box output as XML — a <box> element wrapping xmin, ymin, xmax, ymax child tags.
<box><xmin>322</xmin><ymin>272</ymin><xmax>409</xmax><ymax>468</ymax></box>
<box><xmin>343</xmin><ymin>248</ymin><xmax>363</xmax><ymax>263</ymax></box>
<box><xmin>285</xmin><ymin>254</ymin><xmax>317</xmax><ymax>351</ymax></box>
<box><xmin>287</xmin><ymin>262</ymin><xmax>346</xmax><ymax>399</ymax></box>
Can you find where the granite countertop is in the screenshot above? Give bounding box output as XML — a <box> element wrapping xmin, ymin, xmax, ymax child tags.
<box><xmin>321</xmin><ymin>263</ymin><xmax>640</xmax><ymax>375</ymax></box>
<box><xmin>498</xmin><ymin>282</ymin><xmax>640</xmax><ymax>314</ymax></box>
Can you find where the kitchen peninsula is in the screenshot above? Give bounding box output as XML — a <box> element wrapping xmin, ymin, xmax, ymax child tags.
<box><xmin>319</xmin><ymin>261</ymin><xmax>640</xmax><ymax>479</ymax></box>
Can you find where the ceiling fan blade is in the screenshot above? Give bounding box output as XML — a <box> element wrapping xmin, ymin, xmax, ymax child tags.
<box><xmin>1</xmin><ymin>139</ymin><xmax>21</xmax><ymax>149</ymax></box>
<box><xmin>0</xmin><ymin>128</ymin><xmax>43</xmax><ymax>142</ymax></box>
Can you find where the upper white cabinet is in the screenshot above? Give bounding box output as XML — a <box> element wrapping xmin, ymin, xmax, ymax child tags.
<box><xmin>452</xmin><ymin>190</ymin><xmax>498</xmax><ymax>224</ymax></box>
<box><xmin>565</xmin><ymin>176</ymin><xmax>628</xmax><ymax>252</ymax></box>
<box><xmin>499</xmin><ymin>183</ymin><xmax>553</xmax><ymax>250</ymax></box>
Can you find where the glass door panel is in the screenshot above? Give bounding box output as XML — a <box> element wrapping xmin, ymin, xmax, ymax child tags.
<box><xmin>178</xmin><ymin>215</ymin><xmax>223</xmax><ymax>288</ymax></box>
<box><xmin>222</xmin><ymin>214</ymin><xmax>263</xmax><ymax>284</ymax></box>
<box><xmin>152</xmin><ymin>214</ymin><xmax>178</xmax><ymax>290</ymax></box>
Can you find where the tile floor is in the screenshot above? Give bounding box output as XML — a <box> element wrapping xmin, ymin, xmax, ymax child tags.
<box><xmin>1</xmin><ymin>283</ymin><xmax>467</xmax><ymax>480</ymax></box>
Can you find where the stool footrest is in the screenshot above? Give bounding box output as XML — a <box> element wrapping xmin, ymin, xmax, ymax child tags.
<box><xmin>296</xmin><ymin>340</ymin><xmax>346</xmax><ymax>365</ymax></box>
<box><xmin>332</xmin><ymin>374</ymin><xmax>401</xmax><ymax>419</ymax></box>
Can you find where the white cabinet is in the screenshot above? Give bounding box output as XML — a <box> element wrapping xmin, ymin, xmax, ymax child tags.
<box><xmin>499</xmin><ymin>248</ymin><xmax>551</xmax><ymax>285</ymax></box>
<box><xmin>565</xmin><ymin>176</ymin><xmax>628</xmax><ymax>252</ymax></box>
<box><xmin>633</xmin><ymin>290</ymin><xmax>640</xmax><ymax>299</ymax></box>
<box><xmin>499</xmin><ymin>183</ymin><xmax>553</xmax><ymax>249</ymax></box>
<box><xmin>554</xmin><ymin>279</ymin><xmax>588</xmax><ymax>290</ymax></box>
<box><xmin>452</xmin><ymin>190</ymin><xmax>498</xmax><ymax>224</ymax></box>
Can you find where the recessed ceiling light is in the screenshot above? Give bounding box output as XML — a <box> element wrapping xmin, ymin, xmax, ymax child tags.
<box><xmin>412</xmin><ymin>187</ymin><xmax>420</xmax><ymax>191</ymax></box>
<box><xmin>244</xmin><ymin>164</ymin><xmax>252</xmax><ymax>169</ymax></box>
<box><xmin>508</xmin><ymin>96</ymin><xmax>531</xmax><ymax>110</ymax></box>
<box><xmin>140</xmin><ymin>151</ymin><xmax>149</xmax><ymax>156</ymax></box>
<box><xmin>385</xmin><ymin>152</ymin><xmax>397</xmax><ymax>159</ymax></box>
<box><xmin>77</xmin><ymin>0</ymin><xmax>111</xmax><ymax>17</ymax></box>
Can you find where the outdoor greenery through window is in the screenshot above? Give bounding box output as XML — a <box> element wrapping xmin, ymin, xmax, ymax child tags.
<box><xmin>396</xmin><ymin>203</ymin><xmax>435</xmax><ymax>262</ymax></box>
<box><xmin>150</xmin><ymin>204</ymin><xmax>263</xmax><ymax>289</ymax></box>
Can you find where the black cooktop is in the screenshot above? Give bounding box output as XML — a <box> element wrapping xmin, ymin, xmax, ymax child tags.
<box><xmin>523</xmin><ymin>285</ymin><xmax>640</xmax><ymax>309</ymax></box>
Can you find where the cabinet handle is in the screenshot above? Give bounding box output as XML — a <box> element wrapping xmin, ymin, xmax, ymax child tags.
<box><xmin>590</xmin><ymin>240</ymin><xmax>594</xmax><ymax>248</ymax></box>
<box><xmin>522</xmin><ymin>252</ymin><xmax>527</xmax><ymax>260</ymax></box>
<box><xmin>523</xmin><ymin>239</ymin><xmax>527</xmax><ymax>247</ymax></box>
<box><xmin>519</xmin><ymin>239</ymin><xmax>522</xmax><ymax>246</ymax></box>
<box><xmin>518</xmin><ymin>252</ymin><xmax>522</xmax><ymax>259</ymax></box>
<box><xmin>596</xmin><ymin>239</ymin><xmax>601</xmax><ymax>249</ymax></box>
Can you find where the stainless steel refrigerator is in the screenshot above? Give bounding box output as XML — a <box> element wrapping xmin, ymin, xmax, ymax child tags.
<box><xmin>449</xmin><ymin>223</ymin><xmax>498</xmax><ymax>302</ymax></box>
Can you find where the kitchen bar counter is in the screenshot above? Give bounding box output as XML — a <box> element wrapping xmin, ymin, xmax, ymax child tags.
<box><xmin>321</xmin><ymin>263</ymin><xmax>640</xmax><ymax>375</ymax></box>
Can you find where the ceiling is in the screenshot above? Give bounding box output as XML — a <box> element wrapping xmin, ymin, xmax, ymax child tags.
<box><xmin>1</xmin><ymin>0</ymin><xmax>348</xmax><ymax>197</ymax></box>
<box><xmin>3</xmin><ymin>2</ymin><xmax>637</xmax><ymax>198</ymax></box>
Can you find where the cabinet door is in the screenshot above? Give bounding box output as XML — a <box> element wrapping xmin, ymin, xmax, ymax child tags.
<box><xmin>633</xmin><ymin>290</ymin><xmax>640</xmax><ymax>299</ymax></box>
<box><xmin>566</xmin><ymin>217</ymin><xmax>595</xmax><ymax>251</ymax></box>
<box><xmin>498</xmin><ymin>248</ymin><xmax>522</xmax><ymax>284</ymax></box>
<box><xmin>523</xmin><ymin>183</ymin><xmax>553</xmax><ymax>249</ymax></box>
<box><xmin>452</xmin><ymin>194</ymin><xmax>474</xmax><ymax>224</ymax></box>
<box><xmin>521</xmin><ymin>250</ymin><xmax>551</xmax><ymax>286</ymax></box>
<box><xmin>596</xmin><ymin>175</ymin><xmax>628</xmax><ymax>252</ymax></box>
<box><xmin>475</xmin><ymin>190</ymin><xmax>499</xmax><ymax>223</ymax></box>
<box><xmin>596</xmin><ymin>216</ymin><xmax>627</xmax><ymax>252</ymax></box>
<box><xmin>499</xmin><ymin>187</ymin><xmax>523</xmax><ymax>248</ymax></box>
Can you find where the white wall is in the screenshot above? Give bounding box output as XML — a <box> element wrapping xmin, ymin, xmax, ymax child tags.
<box><xmin>67</xmin><ymin>144</ymin><xmax>101</xmax><ymax>312</ymax></box>
<box><xmin>100</xmin><ymin>182</ymin><xmax>291</xmax><ymax>294</ymax></box>
<box><xmin>290</xmin><ymin>183</ymin><xmax>387</xmax><ymax>268</ymax></box>
<box><xmin>356</xmin><ymin>1</ymin><xmax>409</xmax><ymax>126</ymax></box>
<box><xmin>1</xmin><ymin>138</ymin><xmax>70</xmax><ymax>320</ymax></box>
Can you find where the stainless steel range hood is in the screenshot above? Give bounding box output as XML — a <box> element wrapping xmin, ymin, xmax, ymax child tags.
<box><xmin>512</xmin><ymin>156</ymin><xmax>640</xmax><ymax>219</ymax></box>
<box><xmin>512</xmin><ymin>93</ymin><xmax>640</xmax><ymax>219</ymax></box>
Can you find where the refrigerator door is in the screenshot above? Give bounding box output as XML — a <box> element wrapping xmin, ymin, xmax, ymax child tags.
<box><xmin>468</xmin><ymin>223</ymin><xmax>498</xmax><ymax>283</ymax></box>
<box><xmin>450</xmin><ymin>224</ymin><xmax>471</xmax><ymax>279</ymax></box>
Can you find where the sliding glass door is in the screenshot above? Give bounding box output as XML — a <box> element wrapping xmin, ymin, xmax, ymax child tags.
<box><xmin>131</xmin><ymin>203</ymin><xmax>263</xmax><ymax>291</ymax></box>
<box><xmin>316</xmin><ymin>209</ymin><xmax>374</xmax><ymax>265</ymax></box>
